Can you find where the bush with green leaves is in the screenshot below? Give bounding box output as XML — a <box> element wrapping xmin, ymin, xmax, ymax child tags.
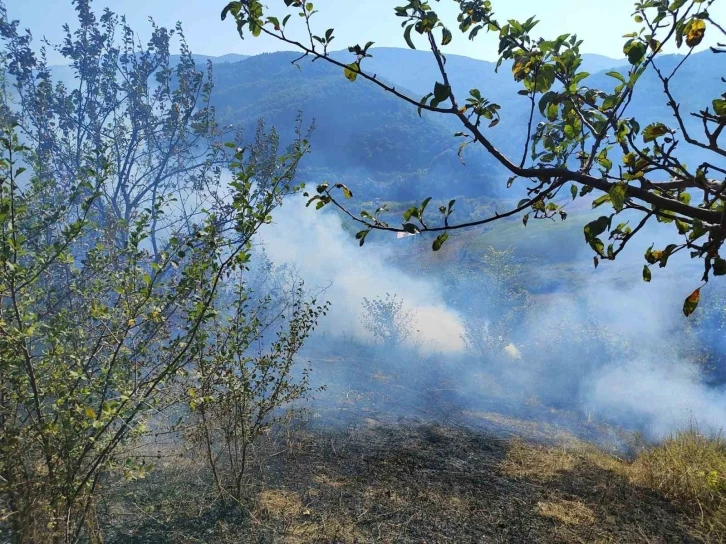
<box><xmin>0</xmin><ymin>2</ymin><xmax>328</xmax><ymax>541</ymax></box>
<box><xmin>459</xmin><ymin>246</ymin><xmax>532</xmax><ymax>360</ymax></box>
<box><xmin>187</xmin><ymin>278</ymin><xmax>328</xmax><ymax>504</ymax></box>
<box><xmin>0</xmin><ymin>0</ymin><xmax>242</xmax><ymax>258</ymax></box>
<box><xmin>223</xmin><ymin>0</ymin><xmax>726</xmax><ymax>315</ymax></box>
<box><xmin>0</xmin><ymin>115</ymin><xmax>308</xmax><ymax>542</ymax></box>
<box><xmin>361</xmin><ymin>293</ymin><xmax>416</xmax><ymax>350</ymax></box>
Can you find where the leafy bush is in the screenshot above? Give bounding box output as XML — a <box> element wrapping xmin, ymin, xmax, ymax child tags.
<box><xmin>0</xmin><ymin>4</ymin><xmax>320</xmax><ymax>540</ymax></box>
<box><xmin>187</xmin><ymin>278</ymin><xmax>328</xmax><ymax>504</ymax></box>
<box><xmin>0</xmin><ymin>120</ymin><xmax>309</xmax><ymax>542</ymax></box>
<box><xmin>361</xmin><ymin>293</ymin><xmax>416</xmax><ymax>350</ymax></box>
<box><xmin>459</xmin><ymin>246</ymin><xmax>531</xmax><ymax>360</ymax></box>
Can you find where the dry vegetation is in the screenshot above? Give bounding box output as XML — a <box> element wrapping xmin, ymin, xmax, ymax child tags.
<box><xmin>93</xmin><ymin>356</ymin><xmax>726</xmax><ymax>543</ymax></box>
<box><xmin>99</xmin><ymin>407</ymin><xmax>725</xmax><ymax>543</ymax></box>
<box><xmin>629</xmin><ymin>430</ymin><xmax>726</xmax><ymax>541</ymax></box>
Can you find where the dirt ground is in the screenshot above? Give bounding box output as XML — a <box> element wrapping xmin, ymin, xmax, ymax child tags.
<box><xmin>98</xmin><ymin>352</ymin><xmax>720</xmax><ymax>543</ymax></box>
<box><xmin>103</xmin><ymin>412</ymin><xmax>704</xmax><ymax>544</ymax></box>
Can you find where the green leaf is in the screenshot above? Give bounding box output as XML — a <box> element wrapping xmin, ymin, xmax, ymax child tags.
<box><xmin>572</xmin><ymin>72</ymin><xmax>590</xmax><ymax>85</ymax></box>
<box><xmin>538</xmin><ymin>91</ymin><xmax>558</xmax><ymax>116</ymax></box>
<box><xmin>441</xmin><ymin>27</ymin><xmax>453</xmax><ymax>46</ymax></box>
<box><xmin>625</xmin><ymin>41</ymin><xmax>647</xmax><ymax>64</ymax></box>
<box><xmin>431</xmin><ymin>82</ymin><xmax>451</xmax><ymax>108</ymax></box>
<box><xmin>344</xmin><ymin>63</ymin><xmax>359</xmax><ymax>82</ymax></box>
<box><xmin>584</xmin><ymin>216</ymin><xmax>611</xmax><ymax>243</ymax></box>
<box><xmin>713</xmin><ymin>257</ymin><xmax>726</xmax><ymax>276</ymax></box>
<box><xmin>592</xmin><ymin>194</ymin><xmax>612</xmax><ymax>209</ymax></box>
<box><xmin>642</xmin><ymin>122</ymin><xmax>670</xmax><ymax>142</ymax></box>
<box><xmin>534</xmin><ymin>64</ymin><xmax>556</xmax><ymax>92</ymax></box>
<box><xmin>656</xmin><ymin>212</ymin><xmax>675</xmax><ymax>224</ymax></box>
<box><xmin>545</xmin><ymin>103</ymin><xmax>558</xmax><ymax>122</ymax></box>
<box><xmin>522</xmin><ymin>213</ymin><xmax>529</xmax><ymax>227</ymax></box>
<box><xmin>403</xmin><ymin>206</ymin><xmax>420</xmax><ymax>221</ymax></box>
<box><xmin>356</xmin><ymin>230</ymin><xmax>369</xmax><ymax>247</ymax></box>
<box><xmin>643</xmin><ymin>265</ymin><xmax>652</xmax><ymax>282</ymax></box>
<box><xmin>432</xmin><ymin>232</ymin><xmax>449</xmax><ymax>251</ymax></box>
<box><xmin>658</xmin><ymin>244</ymin><xmax>678</xmax><ymax>267</ymax></box>
<box><xmin>221</xmin><ymin>2</ymin><xmax>241</xmax><ymax>21</ymax></box>
<box><xmin>589</xmin><ymin>237</ymin><xmax>605</xmax><ymax>256</ymax></box>
<box><xmin>676</xmin><ymin>218</ymin><xmax>690</xmax><ymax>234</ymax></box>
<box><xmin>602</xmin><ymin>95</ymin><xmax>619</xmax><ymax>111</ymax></box>
<box><xmin>606</xmin><ymin>70</ymin><xmax>626</xmax><ymax>83</ymax></box>
<box><xmin>570</xmin><ymin>185</ymin><xmax>578</xmax><ymax>200</ymax></box>
<box><xmin>676</xmin><ymin>19</ymin><xmax>686</xmax><ymax>47</ymax></box>
<box><xmin>420</xmin><ymin>196</ymin><xmax>432</xmax><ymax>215</ymax></box>
<box><xmin>683</xmin><ymin>287</ymin><xmax>700</xmax><ymax>317</ymax></box>
<box><xmin>689</xmin><ymin>219</ymin><xmax>707</xmax><ymax>241</ymax></box>
<box><xmin>713</xmin><ymin>98</ymin><xmax>726</xmax><ymax>117</ymax></box>
<box><xmin>609</xmin><ymin>183</ymin><xmax>627</xmax><ymax>212</ymax></box>
<box><xmin>404</xmin><ymin>24</ymin><xmax>416</xmax><ymax>49</ymax></box>
<box><xmin>418</xmin><ymin>92</ymin><xmax>433</xmax><ymax>117</ymax></box>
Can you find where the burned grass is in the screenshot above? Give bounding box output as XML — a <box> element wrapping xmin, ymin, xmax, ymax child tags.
<box><xmin>105</xmin><ymin>415</ymin><xmax>707</xmax><ymax>543</ymax></box>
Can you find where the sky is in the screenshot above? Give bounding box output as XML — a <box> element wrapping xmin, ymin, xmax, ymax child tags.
<box><xmin>6</xmin><ymin>0</ymin><xmax>726</xmax><ymax>65</ymax></box>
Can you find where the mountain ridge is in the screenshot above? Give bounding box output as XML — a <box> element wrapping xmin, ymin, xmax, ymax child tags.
<box><xmin>43</xmin><ymin>47</ymin><xmax>725</xmax><ymax>204</ymax></box>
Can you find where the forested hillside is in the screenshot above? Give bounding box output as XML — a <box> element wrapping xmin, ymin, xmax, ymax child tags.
<box><xmin>196</xmin><ymin>47</ymin><xmax>726</xmax><ymax>206</ymax></box>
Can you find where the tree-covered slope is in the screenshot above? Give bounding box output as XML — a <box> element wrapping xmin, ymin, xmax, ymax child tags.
<box><xmin>209</xmin><ymin>51</ymin><xmax>505</xmax><ymax>201</ymax></box>
<box><xmin>207</xmin><ymin>47</ymin><xmax>724</xmax><ymax>204</ymax></box>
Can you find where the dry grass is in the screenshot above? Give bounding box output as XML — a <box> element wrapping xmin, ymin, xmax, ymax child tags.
<box><xmin>500</xmin><ymin>437</ymin><xmax>576</xmax><ymax>481</ymax></box>
<box><xmin>463</xmin><ymin>410</ymin><xmax>585</xmax><ymax>448</ymax></box>
<box><xmin>106</xmin><ymin>418</ymin><xmax>709</xmax><ymax>543</ymax></box>
<box><xmin>504</xmin><ymin>427</ymin><xmax>726</xmax><ymax>541</ymax></box>
<box><xmin>628</xmin><ymin>429</ymin><xmax>726</xmax><ymax>539</ymax></box>
<box><xmin>257</xmin><ymin>489</ymin><xmax>304</xmax><ymax>518</ymax></box>
<box><xmin>99</xmin><ymin>360</ymin><xmax>726</xmax><ymax>543</ymax></box>
<box><xmin>536</xmin><ymin>499</ymin><xmax>596</xmax><ymax>526</ymax></box>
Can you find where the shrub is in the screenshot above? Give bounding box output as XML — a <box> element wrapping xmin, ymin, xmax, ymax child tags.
<box><xmin>0</xmin><ymin>118</ymin><xmax>308</xmax><ymax>542</ymax></box>
<box><xmin>187</xmin><ymin>278</ymin><xmax>329</xmax><ymax>504</ymax></box>
<box><xmin>361</xmin><ymin>293</ymin><xmax>416</xmax><ymax>350</ymax></box>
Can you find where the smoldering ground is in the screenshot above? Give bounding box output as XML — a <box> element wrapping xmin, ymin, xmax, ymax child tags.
<box><xmin>255</xmin><ymin>194</ymin><xmax>726</xmax><ymax>441</ymax></box>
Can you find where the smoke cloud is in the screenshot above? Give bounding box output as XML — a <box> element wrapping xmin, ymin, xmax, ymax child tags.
<box><xmin>259</xmin><ymin>195</ymin><xmax>465</xmax><ymax>353</ymax></box>
<box><xmin>257</xmin><ymin>194</ymin><xmax>726</xmax><ymax>440</ymax></box>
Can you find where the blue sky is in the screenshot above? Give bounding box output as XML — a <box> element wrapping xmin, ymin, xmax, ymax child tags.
<box><xmin>6</xmin><ymin>0</ymin><xmax>725</xmax><ymax>64</ymax></box>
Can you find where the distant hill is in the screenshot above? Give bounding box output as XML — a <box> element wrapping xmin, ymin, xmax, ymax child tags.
<box><xmin>42</xmin><ymin>47</ymin><xmax>725</xmax><ymax>205</ymax></box>
<box><xmin>181</xmin><ymin>53</ymin><xmax>249</xmax><ymax>65</ymax></box>
<box><xmin>209</xmin><ymin>51</ymin><xmax>505</xmax><ymax>201</ymax></box>
<box><xmin>207</xmin><ymin>47</ymin><xmax>724</xmax><ymax>202</ymax></box>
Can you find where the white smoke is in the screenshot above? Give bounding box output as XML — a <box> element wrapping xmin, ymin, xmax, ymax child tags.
<box><xmin>257</xmin><ymin>196</ymin><xmax>726</xmax><ymax>439</ymax></box>
<box><xmin>583</xmin><ymin>357</ymin><xmax>726</xmax><ymax>438</ymax></box>
<box><xmin>258</xmin><ymin>195</ymin><xmax>465</xmax><ymax>353</ymax></box>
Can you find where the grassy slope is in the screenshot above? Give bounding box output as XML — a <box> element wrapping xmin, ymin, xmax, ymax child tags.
<box><xmin>102</xmin><ymin>334</ymin><xmax>725</xmax><ymax>543</ymax></box>
<box><xmin>105</xmin><ymin>417</ymin><xmax>723</xmax><ymax>543</ymax></box>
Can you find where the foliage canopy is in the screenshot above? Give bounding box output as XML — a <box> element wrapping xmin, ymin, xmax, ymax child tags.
<box><xmin>0</xmin><ymin>2</ymin><xmax>321</xmax><ymax>540</ymax></box>
<box><xmin>222</xmin><ymin>0</ymin><xmax>726</xmax><ymax>314</ymax></box>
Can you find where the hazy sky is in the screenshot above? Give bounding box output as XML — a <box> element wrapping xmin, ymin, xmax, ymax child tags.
<box><xmin>6</xmin><ymin>0</ymin><xmax>725</xmax><ymax>64</ymax></box>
